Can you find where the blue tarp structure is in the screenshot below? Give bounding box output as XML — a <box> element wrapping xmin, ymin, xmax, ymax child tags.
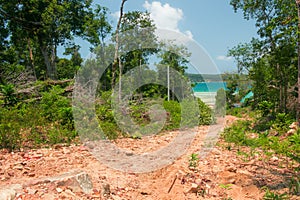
<box><xmin>240</xmin><ymin>91</ymin><xmax>253</xmax><ymax>103</ymax></box>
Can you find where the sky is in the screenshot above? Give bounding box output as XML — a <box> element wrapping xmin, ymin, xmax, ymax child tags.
<box><xmin>77</xmin><ymin>0</ymin><xmax>258</xmax><ymax>73</ymax></box>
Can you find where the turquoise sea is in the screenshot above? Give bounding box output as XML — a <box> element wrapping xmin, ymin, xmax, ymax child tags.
<box><xmin>193</xmin><ymin>82</ymin><xmax>227</xmax><ymax>106</ymax></box>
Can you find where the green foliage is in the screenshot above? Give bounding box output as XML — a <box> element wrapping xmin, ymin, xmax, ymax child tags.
<box><xmin>226</xmin><ymin>75</ymin><xmax>238</xmax><ymax>108</ymax></box>
<box><xmin>162</xmin><ymin>100</ymin><xmax>181</xmax><ymax>130</ymax></box>
<box><xmin>263</xmin><ymin>189</ymin><xmax>288</xmax><ymax>200</ymax></box>
<box><xmin>219</xmin><ymin>184</ymin><xmax>233</xmax><ymax>190</ymax></box>
<box><xmin>254</xmin><ymin>109</ymin><xmax>293</xmax><ymax>134</ymax></box>
<box><xmin>99</xmin><ymin>121</ymin><xmax>119</xmax><ymax>140</ymax></box>
<box><xmin>215</xmin><ymin>88</ymin><xmax>226</xmax><ymax>117</ymax></box>
<box><xmin>258</xmin><ymin>101</ymin><xmax>274</xmax><ymax>118</ymax></box>
<box><xmin>0</xmin><ymin>84</ymin><xmax>18</xmax><ymax>106</ymax></box>
<box><xmin>56</xmin><ymin>58</ymin><xmax>80</xmax><ymax>80</ymax></box>
<box><xmin>289</xmin><ymin>177</ymin><xmax>300</xmax><ymax>195</ymax></box>
<box><xmin>188</xmin><ymin>153</ymin><xmax>199</xmax><ymax>169</ymax></box>
<box><xmin>0</xmin><ymin>100</ymin><xmax>76</xmax><ymax>150</ymax></box>
<box><xmin>0</xmin><ymin>107</ymin><xmax>21</xmax><ymax>150</ymax></box>
<box><xmin>271</xmin><ymin>113</ymin><xmax>293</xmax><ymax>134</ymax></box>
<box><xmin>197</xmin><ymin>98</ymin><xmax>214</xmax><ymax>125</ymax></box>
<box><xmin>226</xmin><ymin>107</ymin><xmax>256</xmax><ymax>118</ymax></box>
<box><xmin>96</xmin><ymin>91</ymin><xmax>120</xmax><ymax>140</ymax></box>
<box><xmin>229</xmin><ymin>0</ymin><xmax>297</xmax><ymax>114</ymax></box>
<box><xmin>40</xmin><ymin>86</ymin><xmax>73</xmax><ymax>127</ymax></box>
<box><xmin>94</xmin><ymin>92</ymin><xmax>213</xmax><ymax>139</ymax></box>
<box><xmin>222</xmin><ymin>120</ymin><xmax>254</xmax><ymax>146</ymax></box>
<box><xmin>222</xmin><ymin>113</ymin><xmax>300</xmax><ymax>163</ymax></box>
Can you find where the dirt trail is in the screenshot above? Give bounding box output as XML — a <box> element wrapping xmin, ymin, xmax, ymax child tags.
<box><xmin>0</xmin><ymin>116</ymin><xmax>299</xmax><ymax>199</ymax></box>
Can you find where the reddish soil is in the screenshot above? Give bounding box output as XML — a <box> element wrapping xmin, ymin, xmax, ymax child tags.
<box><xmin>0</xmin><ymin>116</ymin><xmax>299</xmax><ymax>199</ymax></box>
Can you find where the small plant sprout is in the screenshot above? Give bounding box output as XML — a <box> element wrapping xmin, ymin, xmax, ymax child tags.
<box><xmin>189</xmin><ymin>153</ymin><xmax>199</xmax><ymax>170</ymax></box>
<box><xmin>219</xmin><ymin>183</ymin><xmax>233</xmax><ymax>190</ymax></box>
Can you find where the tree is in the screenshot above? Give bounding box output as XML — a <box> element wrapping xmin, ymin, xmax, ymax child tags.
<box><xmin>112</xmin><ymin>9</ymin><xmax>158</xmax><ymax>100</ymax></box>
<box><xmin>157</xmin><ymin>43</ymin><xmax>190</xmax><ymax>100</ymax></box>
<box><xmin>229</xmin><ymin>0</ymin><xmax>298</xmax><ymax>114</ymax></box>
<box><xmin>0</xmin><ymin>0</ymin><xmax>103</xmax><ymax>80</ymax></box>
<box><xmin>112</xmin><ymin>0</ymin><xmax>127</xmax><ymax>90</ymax></box>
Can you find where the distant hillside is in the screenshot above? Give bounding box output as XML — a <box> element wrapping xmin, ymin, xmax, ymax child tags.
<box><xmin>185</xmin><ymin>73</ymin><xmax>247</xmax><ymax>83</ymax></box>
<box><xmin>185</xmin><ymin>73</ymin><xmax>224</xmax><ymax>83</ymax></box>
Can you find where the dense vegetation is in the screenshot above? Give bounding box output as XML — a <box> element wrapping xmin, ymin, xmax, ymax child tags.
<box><xmin>215</xmin><ymin>0</ymin><xmax>300</xmax><ymax>198</ymax></box>
<box><xmin>1</xmin><ymin>0</ymin><xmax>300</xmax><ymax>198</ymax></box>
<box><xmin>0</xmin><ymin>0</ymin><xmax>214</xmax><ymax>150</ymax></box>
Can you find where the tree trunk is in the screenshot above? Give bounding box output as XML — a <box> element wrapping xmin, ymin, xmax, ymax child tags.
<box><xmin>296</xmin><ymin>1</ymin><xmax>300</xmax><ymax>125</ymax></box>
<box><xmin>40</xmin><ymin>45</ymin><xmax>51</xmax><ymax>79</ymax></box>
<box><xmin>112</xmin><ymin>0</ymin><xmax>127</xmax><ymax>90</ymax></box>
<box><xmin>27</xmin><ymin>38</ymin><xmax>37</xmax><ymax>80</ymax></box>
<box><xmin>118</xmin><ymin>55</ymin><xmax>123</xmax><ymax>101</ymax></box>
<box><xmin>40</xmin><ymin>43</ymin><xmax>57</xmax><ymax>80</ymax></box>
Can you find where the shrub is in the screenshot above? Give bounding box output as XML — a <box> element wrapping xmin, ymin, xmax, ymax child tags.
<box><xmin>222</xmin><ymin>120</ymin><xmax>254</xmax><ymax>147</ymax></box>
<box><xmin>197</xmin><ymin>98</ymin><xmax>214</xmax><ymax>125</ymax></box>
<box><xmin>96</xmin><ymin>91</ymin><xmax>120</xmax><ymax>139</ymax></box>
<box><xmin>163</xmin><ymin>100</ymin><xmax>181</xmax><ymax>130</ymax></box>
<box><xmin>271</xmin><ymin>113</ymin><xmax>293</xmax><ymax>134</ymax></box>
<box><xmin>0</xmin><ymin>84</ymin><xmax>18</xmax><ymax>106</ymax></box>
<box><xmin>40</xmin><ymin>85</ymin><xmax>73</xmax><ymax>126</ymax></box>
<box><xmin>0</xmin><ymin>107</ymin><xmax>22</xmax><ymax>150</ymax></box>
<box><xmin>215</xmin><ymin>88</ymin><xmax>226</xmax><ymax>116</ymax></box>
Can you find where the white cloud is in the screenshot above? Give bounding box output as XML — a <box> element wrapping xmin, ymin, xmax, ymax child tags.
<box><xmin>112</xmin><ymin>11</ymin><xmax>120</xmax><ymax>20</ymax></box>
<box><xmin>143</xmin><ymin>1</ymin><xmax>193</xmax><ymax>39</ymax></box>
<box><xmin>216</xmin><ymin>55</ymin><xmax>233</xmax><ymax>61</ymax></box>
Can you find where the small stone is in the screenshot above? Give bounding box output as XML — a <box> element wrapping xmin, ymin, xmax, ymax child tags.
<box><xmin>212</xmin><ymin>148</ymin><xmax>221</xmax><ymax>155</ymax></box>
<box><xmin>13</xmin><ymin>164</ymin><xmax>23</xmax><ymax>170</ymax></box>
<box><xmin>226</xmin><ymin>166</ymin><xmax>237</xmax><ymax>173</ymax></box>
<box><xmin>102</xmin><ymin>183</ymin><xmax>110</xmax><ymax>196</ymax></box>
<box><xmin>7</xmin><ymin>170</ymin><xmax>14</xmax><ymax>177</ymax></box>
<box><xmin>111</xmin><ymin>194</ymin><xmax>123</xmax><ymax>200</ymax></box>
<box><xmin>56</xmin><ymin>188</ymin><xmax>63</xmax><ymax>193</ymax></box>
<box><xmin>140</xmin><ymin>190</ymin><xmax>151</xmax><ymax>195</ymax></box>
<box><xmin>32</xmin><ymin>153</ymin><xmax>43</xmax><ymax>159</ymax></box>
<box><xmin>27</xmin><ymin>188</ymin><xmax>37</xmax><ymax>195</ymax></box>
<box><xmin>54</xmin><ymin>171</ymin><xmax>93</xmax><ymax>194</ymax></box>
<box><xmin>287</xmin><ymin>129</ymin><xmax>296</xmax><ymax>135</ymax></box>
<box><xmin>270</xmin><ymin>156</ymin><xmax>279</xmax><ymax>162</ymax></box>
<box><xmin>195</xmin><ymin>179</ymin><xmax>202</xmax><ymax>185</ymax></box>
<box><xmin>62</xmin><ymin>189</ymin><xmax>76</xmax><ymax>198</ymax></box>
<box><xmin>289</xmin><ymin>122</ymin><xmax>298</xmax><ymax>129</ymax></box>
<box><xmin>228</xmin><ymin>179</ymin><xmax>236</xmax><ymax>184</ymax></box>
<box><xmin>189</xmin><ymin>183</ymin><xmax>199</xmax><ymax>193</ymax></box>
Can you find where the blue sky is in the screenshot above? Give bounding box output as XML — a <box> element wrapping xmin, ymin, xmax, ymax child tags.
<box><xmin>78</xmin><ymin>0</ymin><xmax>258</xmax><ymax>73</ymax></box>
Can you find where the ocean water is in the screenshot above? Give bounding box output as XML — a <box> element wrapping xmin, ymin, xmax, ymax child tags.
<box><xmin>193</xmin><ymin>82</ymin><xmax>227</xmax><ymax>106</ymax></box>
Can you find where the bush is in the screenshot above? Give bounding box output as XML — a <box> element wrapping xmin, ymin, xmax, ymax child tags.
<box><xmin>222</xmin><ymin>120</ymin><xmax>254</xmax><ymax>146</ymax></box>
<box><xmin>0</xmin><ymin>93</ymin><xmax>76</xmax><ymax>150</ymax></box>
<box><xmin>96</xmin><ymin>91</ymin><xmax>120</xmax><ymax>139</ymax></box>
<box><xmin>40</xmin><ymin>85</ymin><xmax>73</xmax><ymax>127</ymax></box>
<box><xmin>271</xmin><ymin>113</ymin><xmax>293</xmax><ymax>134</ymax></box>
<box><xmin>0</xmin><ymin>107</ymin><xmax>22</xmax><ymax>150</ymax></box>
<box><xmin>163</xmin><ymin>100</ymin><xmax>181</xmax><ymax>130</ymax></box>
<box><xmin>215</xmin><ymin>88</ymin><xmax>226</xmax><ymax>116</ymax></box>
<box><xmin>0</xmin><ymin>84</ymin><xmax>18</xmax><ymax>106</ymax></box>
<box><xmin>197</xmin><ymin>98</ymin><xmax>214</xmax><ymax>125</ymax></box>
<box><xmin>95</xmin><ymin>93</ymin><xmax>214</xmax><ymax>138</ymax></box>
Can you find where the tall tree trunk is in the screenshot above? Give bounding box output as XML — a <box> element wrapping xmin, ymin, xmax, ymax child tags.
<box><xmin>296</xmin><ymin>1</ymin><xmax>300</xmax><ymax>125</ymax></box>
<box><xmin>112</xmin><ymin>0</ymin><xmax>127</xmax><ymax>90</ymax></box>
<box><xmin>40</xmin><ymin>42</ymin><xmax>57</xmax><ymax>80</ymax></box>
<box><xmin>50</xmin><ymin>44</ymin><xmax>57</xmax><ymax>80</ymax></box>
<box><xmin>27</xmin><ymin>38</ymin><xmax>37</xmax><ymax>80</ymax></box>
<box><xmin>118</xmin><ymin>55</ymin><xmax>123</xmax><ymax>101</ymax></box>
<box><xmin>40</xmin><ymin>45</ymin><xmax>51</xmax><ymax>80</ymax></box>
